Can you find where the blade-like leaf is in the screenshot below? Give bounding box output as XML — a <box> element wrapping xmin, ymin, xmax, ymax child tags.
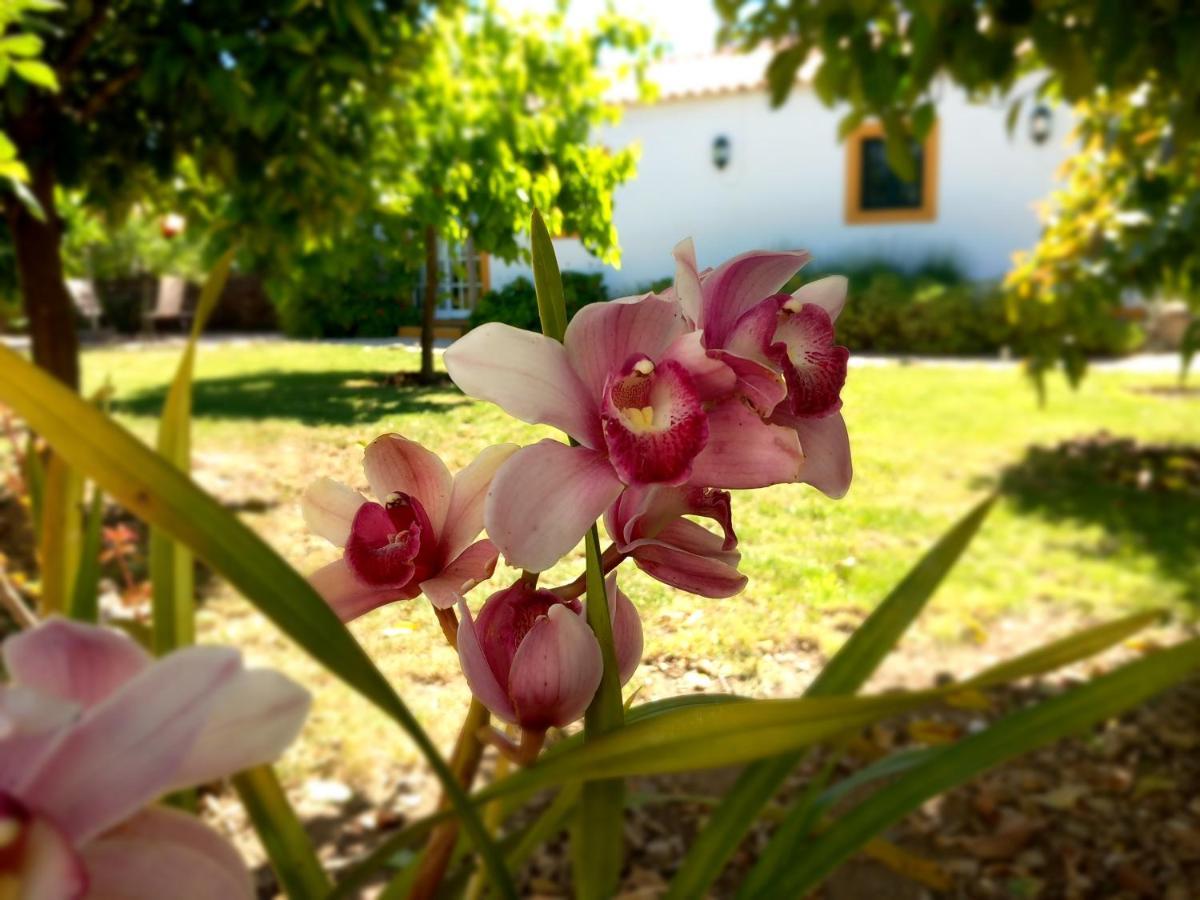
<box><xmin>666</xmin><ymin>496</ymin><xmax>995</xmax><ymax>899</ymax></box>
<box><xmin>67</xmin><ymin>483</ymin><xmax>104</xmax><ymax>623</ymax></box>
<box><xmin>36</xmin><ymin>451</ymin><xmax>83</xmax><ymax>615</ymax></box>
<box><xmin>233</xmin><ymin>766</ymin><xmax>331</xmax><ymax>898</ymax></box>
<box><xmin>149</xmin><ymin>245</ymin><xmax>236</xmax><ymax>654</ymax></box>
<box><xmin>739</xmin><ymin>638</ymin><xmax>1200</xmax><ymax>899</ymax></box>
<box><xmin>0</xmin><ymin>346</ymin><xmax>516</xmax><ymax>899</ymax></box>
<box><xmin>530</xmin><ymin>208</ymin><xmax>568</xmax><ymax>342</ymax></box>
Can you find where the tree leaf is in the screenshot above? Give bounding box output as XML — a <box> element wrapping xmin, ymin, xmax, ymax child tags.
<box><xmin>12</xmin><ymin>59</ymin><xmax>58</xmax><ymax>91</ymax></box>
<box><xmin>0</xmin><ymin>346</ymin><xmax>517</xmax><ymax>900</ymax></box>
<box><xmin>0</xmin><ymin>34</ymin><xmax>43</xmax><ymax>58</ymax></box>
<box><xmin>738</xmin><ymin>638</ymin><xmax>1200</xmax><ymax>899</ymax></box>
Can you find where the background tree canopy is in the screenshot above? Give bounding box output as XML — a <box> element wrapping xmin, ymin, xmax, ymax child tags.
<box><xmin>717</xmin><ymin>0</ymin><xmax>1200</xmax><ymax>385</ymax></box>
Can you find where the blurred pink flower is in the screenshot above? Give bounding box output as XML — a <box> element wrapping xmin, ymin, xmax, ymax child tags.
<box><xmin>606</xmin><ymin>484</ymin><xmax>746</xmax><ymax>599</ymax></box>
<box><xmin>445</xmin><ymin>295</ymin><xmax>803</xmax><ymax>571</ymax></box>
<box><xmin>302</xmin><ymin>435</ymin><xmax>518</xmax><ymax>620</ymax></box>
<box><xmin>456</xmin><ymin>576</ymin><xmax>642</xmax><ymax>730</ymax></box>
<box><xmin>673</xmin><ymin>239</ymin><xmax>853</xmax><ymax>499</ymax></box>
<box><xmin>0</xmin><ymin>618</ymin><xmax>309</xmax><ymax>899</ymax></box>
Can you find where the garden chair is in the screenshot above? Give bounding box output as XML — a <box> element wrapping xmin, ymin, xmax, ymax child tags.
<box><xmin>143</xmin><ymin>275</ymin><xmax>192</xmax><ymax>333</ymax></box>
<box><xmin>67</xmin><ymin>278</ymin><xmax>103</xmax><ymax>332</ymax></box>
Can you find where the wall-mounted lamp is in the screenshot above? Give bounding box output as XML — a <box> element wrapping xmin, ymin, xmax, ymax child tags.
<box><xmin>712</xmin><ymin>134</ymin><xmax>731</xmax><ymax>170</ymax></box>
<box><xmin>1030</xmin><ymin>104</ymin><xmax>1053</xmax><ymax>145</ymax></box>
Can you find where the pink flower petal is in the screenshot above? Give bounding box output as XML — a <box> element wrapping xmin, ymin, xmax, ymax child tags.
<box><xmin>342</xmin><ymin>502</ymin><xmax>424</xmax><ymax>589</ymax></box>
<box><xmin>363</xmin><ymin>434</ymin><xmax>454</xmax><ymax>537</ymax></box>
<box><xmin>307</xmin><ymin>559</ymin><xmax>400</xmax><ymax>622</ymax></box>
<box><xmin>563</xmin><ymin>293</ymin><xmax>690</xmax><ymax>400</ymax></box>
<box><xmin>601</xmin><ymin>358</ymin><xmax>709</xmax><ymax>487</ymax></box>
<box><xmin>445</xmin><ymin>324</ymin><xmax>601</xmax><ymax>447</ymax></box>
<box><xmin>604</xmin><ymin>574</ymin><xmax>643</xmax><ymax>685</ymax></box>
<box><xmin>6</xmin><ymin>806</ymin><xmax>88</xmax><ymax>900</ymax></box>
<box><xmin>419</xmin><ymin>540</ymin><xmax>500</xmax><ymax>610</ymax></box>
<box><xmin>0</xmin><ymin>686</ymin><xmax>78</xmax><ymax>794</ymax></box>
<box><xmin>2</xmin><ymin>618</ymin><xmax>150</xmax><ymax>710</ymax></box>
<box><xmin>791</xmin><ymin>274</ymin><xmax>848</xmax><ymax>322</ymax></box>
<box><xmin>627</xmin><ymin>519</ymin><xmax>747</xmax><ymax>599</ymax></box>
<box><xmin>455</xmin><ymin>597</ymin><xmax>516</xmax><ymax>723</ymax></box>
<box><xmin>168</xmin><ymin>670</ymin><xmax>310</xmax><ymax>791</ymax></box>
<box><xmin>688</xmin><ymin>399</ymin><xmax>803</xmax><ymax>489</ymax></box>
<box><xmin>700</xmin><ymin>249</ymin><xmax>811</xmax><ymax>347</ymax></box>
<box><xmin>661</xmin><ymin>331</ymin><xmax>737</xmax><ymax>401</ymax></box>
<box><xmin>508</xmin><ymin>604</ymin><xmax>602</xmax><ymax>730</ymax></box>
<box><xmin>774</xmin><ymin>410</ymin><xmax>854</xmax><ymax>499</ymax></box>
<box><xmin>440</xmin><ymin>443</ymin><xmax>520</xmax><ymax>563</ymax></box>
<box><xmin>484</xmin><ymin>441</ymin><xmax>624</xmax><ymax>572</ymax></box>
<box><xmin>81</xmin><ymin>807</ymin><xmax>252</xmax><ymax>900</ymax></box>
<box><xmin>772</xmin><ymin>303</ymin><xmax>849</xmax><ymax>418</ymax></box>
<box><xmin>672</xmin><ymin>237</ymin><xmax>703</xmax><ymax>325</ymax></box>
<box><xmin>18</xmin><ymin>646</ymin><xmax>241</xmax><ymax>844</ymax></box>
<box><xmin>300</xmin><ymin>477</ymin><xmax>364</xmax><ymax>547</ymax></box>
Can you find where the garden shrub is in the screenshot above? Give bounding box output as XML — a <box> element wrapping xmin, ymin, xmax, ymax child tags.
<box><xmin>469</xmin><ymin>271</ymin><xmax>610</xmax><ymax>331</ymax></box>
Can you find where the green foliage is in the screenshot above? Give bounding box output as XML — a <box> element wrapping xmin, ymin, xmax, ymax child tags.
<box><xmin>0</xmin><ymin>0</ymin><xmax>61</xmax><ymax>186</ymax></box>
<box><xmin>60</xmin><ymin>198</ymin><xmax>209</xmax><ymax>282</ymax></box>
<box><xmin>469</xmin><ymin>271</ymin><xmax>608</xmax><ymax>332</ymax></box>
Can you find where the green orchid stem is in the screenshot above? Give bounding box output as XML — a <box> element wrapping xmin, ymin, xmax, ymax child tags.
<box><xmin>548</xmin><ymin>543</ymin><xmax>626</xmax><ymax>600</ymax></box>
<box><xmin>575</xmin><ymin>524</ymin><xmax>626</xmax><ymax>898</ymax></box>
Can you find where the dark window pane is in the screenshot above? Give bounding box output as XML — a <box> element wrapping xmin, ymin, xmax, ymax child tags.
<box><xmin>859</xmin><ymin>137</ymin><xmax>923</xmax><ymax>210</ymax></box>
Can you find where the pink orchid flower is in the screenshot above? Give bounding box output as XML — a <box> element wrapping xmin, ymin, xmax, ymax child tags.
<box><xmin>605</xmin><ymin>484</ymin><xmax>746</xmax><ymax>599</ymax></box>
<box><xmin>0</xmin><ymin>618</ymin><xmax>309</xmax><ymax>899</ymax></box>
<box><xmin>672</xmin><ymin>238</ymin><xmax>853</xmax><ymax>499</ymax></box>
<box><xmin>456</xmin><ymin>575</ymin><xmax>642</xmax><ymax>731</ymax></box>
<box><xmin>302</xmin><ymin>435</ymin><xmax>518</xmax><ymax>620</ymax></box>
<box><xmin>445</xmin><ymin>294</ymin><xmax>805</xmax><ymax>571</ymax></box>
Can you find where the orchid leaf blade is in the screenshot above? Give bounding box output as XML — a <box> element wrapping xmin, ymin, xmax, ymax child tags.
<box><xmin>530</xmin><ymin>208</ymin><xmax>567</xmax><ymax>342</ymax></box>
<box><xmin>233</xmin><ymin>765</ymin><xmax>332</xmax><ymax>899</ymax></box>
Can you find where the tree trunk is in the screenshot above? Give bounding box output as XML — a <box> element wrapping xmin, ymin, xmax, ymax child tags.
<box><xmin>9</xmin><ymin>163</ymin><xmax>79</xmax><ymax>390</ymax></box>
<box><xmin>420</xmin><ymin>225</ymin><xmax>439</xmax><ymax>383</ymax></box>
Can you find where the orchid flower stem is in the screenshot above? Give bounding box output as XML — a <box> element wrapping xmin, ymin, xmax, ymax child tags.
<box><xmin>406</xmin><ymin>697</ymin><xmax>491</xmax><ymax>900</ymax></box>
<box><xmin>477</xmin><ymin>725</ymin><xmax>546</xmax><ymax>767</ymax></box>
<box><xmin>548</xmin><ymin>544</ymin><xmax>627</xmax><ymax>600</ymax></box>
<box><xmin>0</xmin><ymin>567</ymin><xmax>38</xmax><ymax>629</ymax></box>
<box><xmin>434</xmin><ymin>605</ymin><xmax>459</xmax><ymax>649</ymax></box>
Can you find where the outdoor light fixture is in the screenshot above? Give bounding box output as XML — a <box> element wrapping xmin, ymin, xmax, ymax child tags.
<box><xmin>1030</xmin><ymin>104</ymin><xmax>1053</xmax><ymax>145</ymax></box>
<box><xmin>712</xmin><ymin>134</ymin><xmax>731</xmax><ymax>170</ymax></box>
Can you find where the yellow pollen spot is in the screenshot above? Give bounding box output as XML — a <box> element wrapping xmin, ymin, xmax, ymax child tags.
<box><xmin>782</xmin><ymin>296</ymin><xmax>804</xmax><ymax>313</ymax></box>
<box><xmin>0</xmin><ymin>818</ymin><xmax>20</xmax><ymax>850</ymax></box>
<box><xmin>632</xmin><ymin>359</ymin><xmax>655</xmax><ymax>375</ymax></box>
<box><xmin>623</xmin><ymin>405</ymin><xmax>657</xmax><ymax>432</ymax></box>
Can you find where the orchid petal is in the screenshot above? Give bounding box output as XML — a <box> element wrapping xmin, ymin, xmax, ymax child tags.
<box><xmin>672</xmin><ymin>237</ymin><xmax>703</xmax><ymax>325</ymax></box>
<box><xmin>661</xmin><ymin>331</ymin><xmax>736</xmax><ymax>401</ymax></box>
<box><xmin>19</xmin><ymin>646</ymin><xmax>240</xmax><ymax>844</ymax></box>
<box><xmin>604</xmin><ymin>574</ymin><xmax>643</xmax><ymax>685</ymax></box>
<box><xmin>419</xmin><ymin>540</ymin><xmax>500</xmax><ymax>610</ymax></box>
<box><xmin>440</xmin><ymin>443</ymin><xmax>520</xmax><ymax>563</ymax></box>
<box><xmin>508</xmin><ymin>604</ymin><xmax>602</xmax><ymax>730</ymax></box>
<box><xmin>363</xmin><ymin>434</ymin><xmax>453</xmax><ymax>537</ymax></box>
<box><xmin>445</xmin><ymin>324</ymin><xmax>600</xmax><ymax>447</ymax></box>
<box><xmin>627</xmin><ymin>518</ymin><xmax>747</xmax><ymax>599</ymax></box>
<box><xmin>792</xmin><ymin>274</ymin><xmax>848</xmax><ymax>322</ymax></box>
<box><xmin>307</xmin><ymin>558</ymin><xmax>400</xmax><ymax>623</ymax></box>
<box><xmin>563</xmin><ymin>293</ymin><xmax>690</xmax><ymax>400</ymax></box>
<box><xmin>2</xmin><ymin>618</ymin><xmax>150</xmax><ymax>710</ymax></box>
<box><xmin>776</xmin><ymin>410</ymin><xmax>854</xmax><ymax>499</ymax></box>
<box><xmin>0</xmin><ymin>686</ymin><xmax>77</xmax><ymax>794</ymax></box>
<box><xmin>484</xmin><ymin>441</ymin><xmax>623</xmax><ymax>573</ymax></box>
<box><xmin>167</xmin><ymin>670</ymin><xmax>310</xmax><ymax>790</ymax></box>
<box><xmin>773</xmin><ymin>304</ymin><xmax>849</xmax><ymax>419</ymax></box>
<box><xmin>689</xmin><ymin>399</ymin><xmax>803</xmax><ymax>489</ymax></box>
<box><xmin>81</xmin><ymin>807</ymin><xmax>252</xmax><ymax>900</ymax></box>
<box><xmin>13</xmin><ymin>812</ymin><xmax>87</xmax><ymax>900</ymax></box>
<box><xmin>455</xmin><ymin>597</ymin><xmax>516</xmax><ymax>723</ymax></box>
<box><xmin>300</xmin><ymin>477</ymin><xmax>364</xmax><ymax>548</ymax></box>
<box><xmin>701</xmin><ymin>249</ymin><xmax>811</xmax><ymax>347</ymax></box>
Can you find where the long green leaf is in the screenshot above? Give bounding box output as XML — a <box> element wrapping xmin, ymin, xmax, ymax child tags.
<box><xmin>0</xmin><ymin>346</ymin><xmax>516</xmax><ymax>899</ymax></box>
<box><xmin>233</xmin><ymin>765</ymin><xmax>331</xmax><ymax>899</ymax></box>
<box><xmin>666</xmin><ymin>496</ymin><xmax>995</xmax><ymax>899</ymax></box>
<box><xmin>530</xmin><ymin>209</ymin><xmax>567</xmax><ymax>342</ymax></box>
<box><xmin>739</xmin><ymin>638</ymin><xmax>1200</xmax><ymax>899</ymax></box>
<box><xmin>37</xmin><ymin>451</ymin><xmax>83</xmax><ymax>615</ymax></box>
<box><xmin>150</xmin><ymin>245</ymin><xmax>236</xmax><ymax>654</ymax></box>
<box><xmin>67</xmin><ymin>483</ymin><xmax>104</xmax><ymax>623</ymax></box>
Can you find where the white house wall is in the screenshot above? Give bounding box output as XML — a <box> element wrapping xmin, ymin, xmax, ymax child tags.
<box><xmin>492</xmin><ymin>82</ymin><xmax>1073</xmax><ymax>293</ymax></box>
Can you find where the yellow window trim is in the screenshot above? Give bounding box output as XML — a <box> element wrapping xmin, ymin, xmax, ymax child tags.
<box><xmin>844</xmin><ymin>120</ymin><xmax>939</xmax><ymax>225</ymax></box>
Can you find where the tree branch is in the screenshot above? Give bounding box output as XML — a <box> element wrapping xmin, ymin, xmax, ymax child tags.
<box><xmin>79</xmin><ymin>64</ymin><xmax>143</xmax><ymax>122</ymax></box>
<box><xmin>57</xmin><ymin>0</ymin><xmax>113</xmax><ymax>81</ymax></box>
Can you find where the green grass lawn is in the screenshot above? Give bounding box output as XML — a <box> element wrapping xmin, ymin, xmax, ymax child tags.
<box><xmin>81</xmin><ymin>340</ymin><xmax>1200</xmax><ymax>787</ymax></box>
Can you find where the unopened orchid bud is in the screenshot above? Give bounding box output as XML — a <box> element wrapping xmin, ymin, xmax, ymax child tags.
<box><xmin>456</xmin><ymin>582</ymin><xmax>602</xmax><ymax>731</ymax></box>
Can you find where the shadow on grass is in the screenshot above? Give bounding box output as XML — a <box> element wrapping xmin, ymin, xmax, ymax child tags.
<box><xmin>111</xmin><ymin>369</ymin><xmax>467</xmax><ymax>426</ymax></box>
<box><xmin>993</xmin><ymin>432</ymin><xmax>1200</xmax><ymax>606</ymax></box>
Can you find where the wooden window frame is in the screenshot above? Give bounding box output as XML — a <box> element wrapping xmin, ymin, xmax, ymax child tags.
<box><xmin>844</xmin><ymin>120</ymin><xmax>939</xmax><ymax>225</ymax></box>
